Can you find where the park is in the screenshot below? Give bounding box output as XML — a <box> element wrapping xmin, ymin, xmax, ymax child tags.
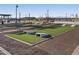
<box><xmin>6</xmin><ymin>25</ymin><xmax>76</xmax><ymax>44</ymax></box>
<box><xmin>0</xmin><ymin>4</ymin><xmax>79</xmax><ymax>55</ymax></box>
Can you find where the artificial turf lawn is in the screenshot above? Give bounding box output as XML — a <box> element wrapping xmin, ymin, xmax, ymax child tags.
<box><xmin>8</xmin><ymin>34</ymin><xmax>45</xmax><ymax>44</ymax></box>
<box><xmin>7</xmin><ymin>26</ymin><xmax>76</xmax><ymax>44</ymax></box>
<box><xmin>34</xmin><ymin>26</ymin><xmax>76</xmax><ymax>36</ymax></box>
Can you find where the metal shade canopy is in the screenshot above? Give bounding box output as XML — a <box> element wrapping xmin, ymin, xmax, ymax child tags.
<box><xmin>0</xmin><ymin>14</ymin><xmax>11</xmax><ymax>16</ymax></box>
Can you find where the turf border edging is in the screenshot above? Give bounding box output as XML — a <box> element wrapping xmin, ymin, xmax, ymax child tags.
<box><xmin>32</xmin><ymin>38</ymin><xmax>53</xmax><ymax>46</ymax></box>
<box><xmin>5</xmin><ymin>35</ymin><xmax>32</xmax><ymax>46</ymax></box>
<box><xmin>4</xmin><ymin>34</ymin><xmax>53</xmax><ymax>46</ymax></box>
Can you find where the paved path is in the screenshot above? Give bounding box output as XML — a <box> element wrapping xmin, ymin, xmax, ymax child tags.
<box><xmin>54</xmin><ymin>21</ymin><xmax>79</xmax><ymax>25</ymax></box>
<box><xmin>0</xmin><ymin>47</ymin><xmax>11</xmax><ymax>55</ymax></box>
<box><xmin>0</xmin><ymin>50</ymin><xmax>6</xmax><ymax>55</ymax></box>
<box><xmin>72</xmin><ymin>45</ymin><xmax>79</xmax><ymax>55</ymax></box>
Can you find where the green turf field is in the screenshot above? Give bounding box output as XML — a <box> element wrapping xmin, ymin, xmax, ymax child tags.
<box><xmin>7</xmin><ymin>25</ymin><xmax>76</xmax><ymax>44</ymax></box>
<box><xmin>34</xmin><ymin>26</ymin><xmax>76</xmax><ymax>36</ymax></box>
<box><xmin>8</xmin><ymin>34</ymin><xmax>45</xmax><ymax>44</ymax></box>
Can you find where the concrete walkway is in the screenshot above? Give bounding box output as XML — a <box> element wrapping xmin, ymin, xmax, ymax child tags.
<box><xmin>54</xmin><ymin>21</ymin><xmax>79</xmax><ymax>25</ymax></box>
<box><xmin>72</xmin><ymin>45</ymin><xmax>79</xmax><ymax>55</ymax></box>
<box><xmin>0</xmin><ymin>47</ymin><xmax>11</xmax><ymax>55</ymax></box>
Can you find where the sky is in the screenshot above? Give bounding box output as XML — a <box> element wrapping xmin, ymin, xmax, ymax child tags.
<box><xmin>0</xmin><ymin>4</ymin><xmax>79</xmax><ymax>18</ymax></box>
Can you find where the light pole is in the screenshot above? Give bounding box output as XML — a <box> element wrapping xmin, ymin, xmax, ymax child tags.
<box><xmin>29</xmin><ymin>13</ymin><xmax>30</xmax><ymax>22</ymax></box>
<box><xmin>19</xmin><ymin>12</ymin><xmax>21</xmax><ymax>19</ymax></box>
<box><xmin>16</xmin><ymin>4</ymin><xmax>18</xmax><ymax>23</ymax></box>
<box><xmin>19</xmin><ymin>12</ymin><xmax>21</xmax><ymax>23</ymax></box>
<box><xmin>46</xmin><ymin>9</ymin><xmax>49</xmax><ymax>22</ymax></box>
<box><xmin>47</xmin><ymin>9</ymin><xmax>49</xmax><ymax>18</ymax></box>
<box><xmin>66</xmin><ymin>13</ymin><xmax>67</xmax><ymax>21</ymax></box>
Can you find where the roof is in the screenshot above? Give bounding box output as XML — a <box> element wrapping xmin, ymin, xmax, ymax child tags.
<box><xmin>0</xmin><ymin>14</ymin><xmax>11</xmax><ymax>16</ymax></box>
